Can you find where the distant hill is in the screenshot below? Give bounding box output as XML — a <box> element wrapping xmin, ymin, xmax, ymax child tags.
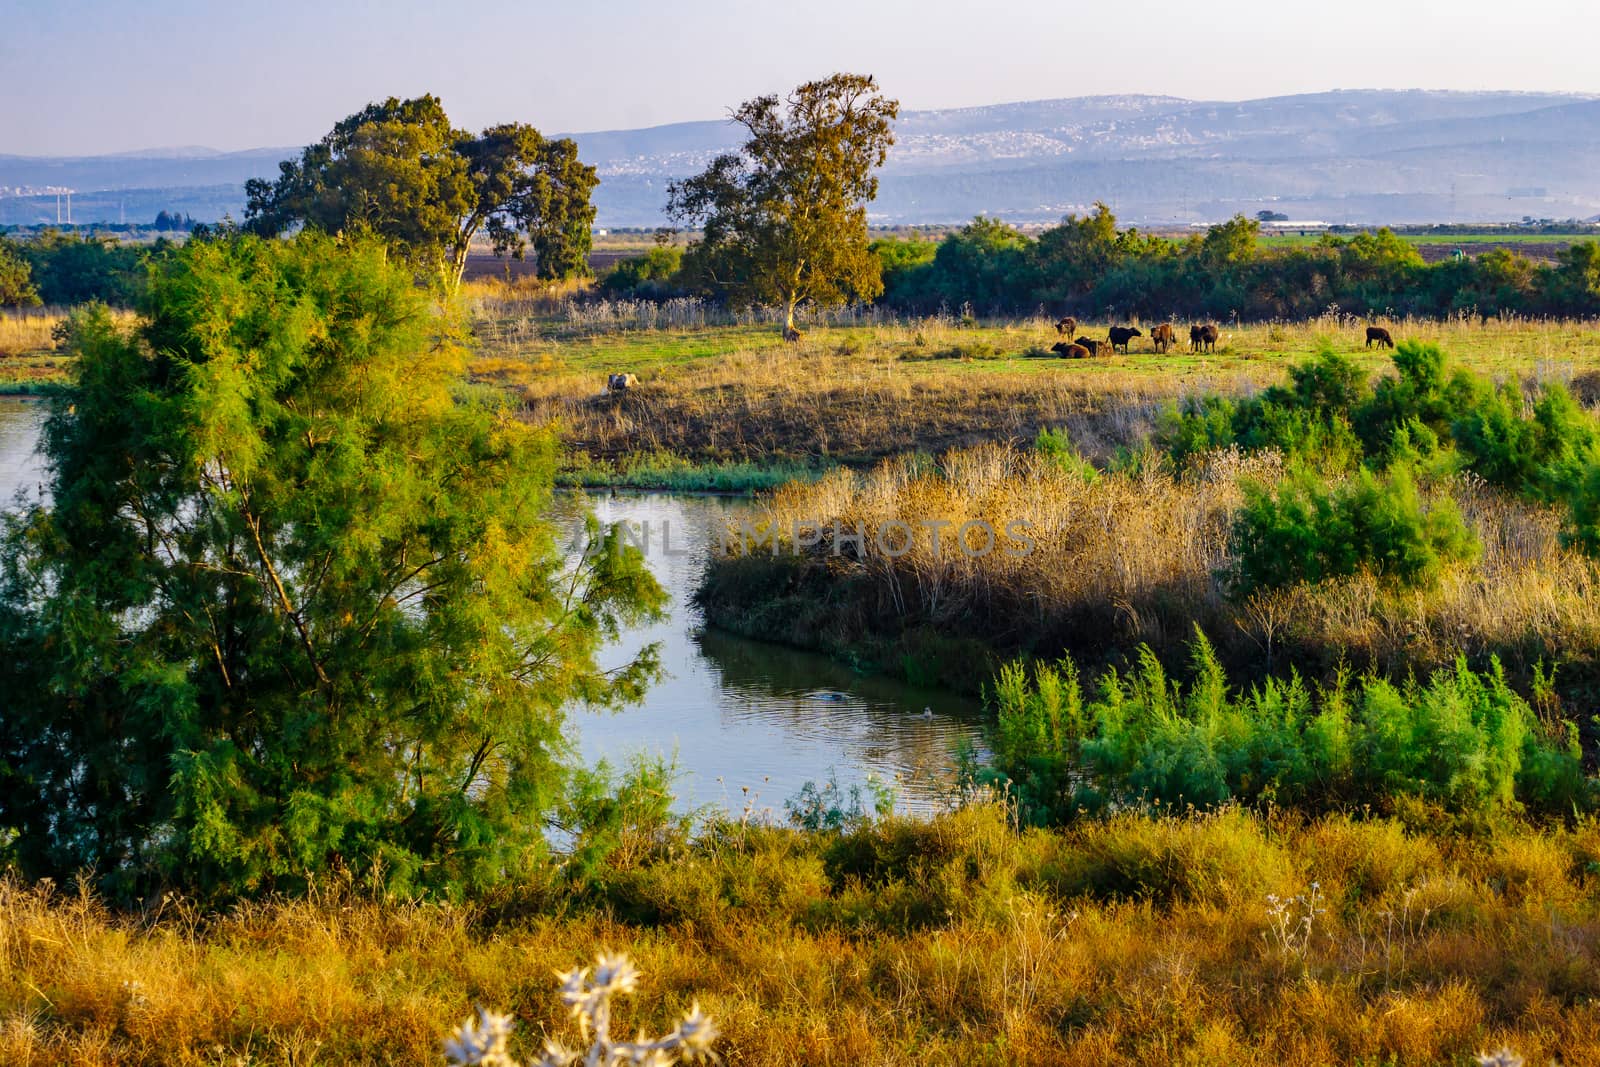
<box><xmin>5</xmin><ymin>90</ymin><xmax>1599</xmax><ymax>228</ymax></box>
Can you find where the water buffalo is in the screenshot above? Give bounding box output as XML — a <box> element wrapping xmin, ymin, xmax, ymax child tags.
<box><xmin>783</xmin><ymin>325</ymin><xmax>805</xmax><ymax>343</ymax></box>
<box><xmin>1051</xmin><ymin>341</ymin><xmax>1090</xmax><ymax>359</ymax></box>
<box><xmin>1108</xmin><ymin>326</ymin><xmax>1143</xmax><ymax>353</ymax></box>
<box><xmin>1366</xmin><ymin>326</ymin><xmax>1395</xmax><ymax>349</ymax></box>
<box><xmin>1189</xmin><ymin>324</ymin><xmax>1219</xmax><ymax>353</ymax></box>
<box><xmin>1150</xmin><ymin>323</ymin><xmax>1176</xmax><ymax>353</ymax></box>
<box><xmin>1054</xmin><ymin>316</ymin><xmax>1078</xmax><ymax>336</ymax></box>
<box><xmin>1074</xmin><ymin>336</ymin><xmax>1107</xmax><ymax>357</ymax></box>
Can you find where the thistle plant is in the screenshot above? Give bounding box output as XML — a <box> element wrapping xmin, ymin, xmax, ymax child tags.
<box><xmin>1475</xmin><ymin>1051</ymin><xmax>1523</xmax><ymax>1067</ymax></box>
<box><xmin>1263</xmin><ymin>881</ymin><xmax>1325</xmax><ymax>964</ymax></box>
<box><xmin>444</xmin><ymin>952</ymin><xmax>718</xmax><ymax>1067</ymax></box>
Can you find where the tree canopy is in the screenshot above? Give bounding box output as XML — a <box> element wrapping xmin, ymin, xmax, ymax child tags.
<box><xmin>667</xmin><ymin>73</ymin><xmax>898</xmax><ymax>331</ymax></box>
<box><xmin>0</xmin><ymin>232</ymin><xmax>663</xmax><ymax>899</ymax></box>
<box><xmin>244</xmin><ymin>95</ymin><xmax>598</xmax><ymax>293</ymax></box>
<box><xmin>0</xmin><ymin>237</ymin><xmax>40</xmax><ymax>307</ymax></box>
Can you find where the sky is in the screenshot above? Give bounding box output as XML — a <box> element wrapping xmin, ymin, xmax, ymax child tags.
<box><xmin>2</xmin><ymin>0</ymin><xmax>1599</xmax><ymax>156</ymax></box>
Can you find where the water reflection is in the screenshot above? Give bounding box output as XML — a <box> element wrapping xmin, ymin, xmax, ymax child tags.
<box><xmin>0</xmin><ymin>398</ymin><xmax>46</xmax><ymax>506</ymax></box>
<box><xmin>571</xmin><ymin>492</ymin><xmax>986</xmax><ymax>815</ymax></box>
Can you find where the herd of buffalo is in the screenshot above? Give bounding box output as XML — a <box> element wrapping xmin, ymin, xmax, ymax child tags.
<box><xmin>1046</xmin><ymin>316</ymin><xmax>1396</xmax><ymax>358</ymax></box>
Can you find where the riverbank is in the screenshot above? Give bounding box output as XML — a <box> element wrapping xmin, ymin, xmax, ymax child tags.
<box><xmin>5</xmin><ymin>803</ymin><xmax>1597</xmax><ymax>1066</ymax></box>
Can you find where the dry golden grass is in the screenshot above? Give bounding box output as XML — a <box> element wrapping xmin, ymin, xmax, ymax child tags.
<box><xmin>0</xmin><ymin>309</ymin><xmax>138</xmax><ymax>388</ymax></box>
<box><xmin>0</xmin><ymin>312</ymin><xmax>61</xmax><ymax>358</ymax></box>
<box><xmin>4</xmin><ymin>804</ymin><xmax>1598</xmax><ymax>1065</ymax></box>
<box><xmin>700</xmin><ymin>442</ymin><xmax>1600</xmax><ymax>688</ymax></box>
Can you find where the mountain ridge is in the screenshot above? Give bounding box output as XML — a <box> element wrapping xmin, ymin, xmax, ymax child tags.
<box><xmin>4</xmin><ymin>89</ymin><xmax>1598</xmax><ymax>227</ymax></box>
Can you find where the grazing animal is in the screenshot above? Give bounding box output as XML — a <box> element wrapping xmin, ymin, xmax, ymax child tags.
<box><xmin>1053</xmin><ymin>315</ymin><xmax>1078</xmax><ymax>336</ymax></box>
<box><xmin>606</xmin><ymin>372</ymin><xmax>639</xmax><ymax>393</ymax></box>
<box><xmin>783</xmin><ymin>325</ymin><xmax>804</xmax><ymax>343</ymax></box>
<box><xmin>1051</xmin><ymin>341</ymin><xmax>1090</xmax><ymax>359</ymax></box>
<box><xmin>1074</xmin><ymin>336</ymin><xmax>1107</xmax><ymax>357</ymax></box>
<box><xmin>1189</xmin><ymin>324</ymin><xmax>1219</xmax><ymax>353</ymax></box>
<box><xmin>1108</xmin><ymin>326</ymin><xmax>1143</xmax><ymax>353</ymax></box>
<box><xmin>1150</xmin><ymin>323</ymin><xmax>1176</xmax><ymax>353</ymax></box>
<box><xmin>1366</xmin><ymin>325</ymin><xmax>1395</xmax><ymax>349</ymax></box>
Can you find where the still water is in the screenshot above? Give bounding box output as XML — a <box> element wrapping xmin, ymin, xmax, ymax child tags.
<box><xmin>0</xmin><ymin>400</ymin><xmax>984</xmax><ymax>815</ymax></box>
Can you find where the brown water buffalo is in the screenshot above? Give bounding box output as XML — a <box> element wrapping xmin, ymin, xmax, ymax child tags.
<box><xmin>1366</xmin><ymin>326</ymin><xmax>1395</xmax><ymax>349</ymax></box>
<box><xmin>1108</xmin><ymin>326</ymin><xmax>1143</xmax><ymax>353</ymax></box>
<box><xmin>1189</xmin><ymin>324</ymin><xmax>1219</xmax><ymax>353</ymax></box>
<box><xmin>1051</xmin><ymin>341</ymin><xmax>1090</xmax><ymax>359</ymax></box>
<box><xmin>1054</xmin><ymin>316</ymin><xmax>1078</xmax><ymax>336</ymax></box>
<box><xmin>783</xmin><ymin>325</ymin><xmax>805</xmax><ymax>343</ymax></box>
<box><xmin>1074</xmin><ymin>336</ymin><xmax>1107</xmax><ymax>357</ymax></box>
<box><xmin>1150</xmin><ymin>323</ymin><xmax>1176</xmax><ymax>353</ymax></box>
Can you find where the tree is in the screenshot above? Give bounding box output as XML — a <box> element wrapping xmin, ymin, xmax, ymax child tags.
<box><xmin>0</xmin><ymin>238</ymin><xmax>40</xmax><ymax>307</ymax></box>
<box><xmin>667</xmin><ymin>73</ymin><xmax>898</xmax><ymax>334</ymax></box>
<box><xmin>244</xmin><ymin>96</ymin><xmax>597</xmax><ymax>293</ymax></box>
<box><xmin>0</xmin><ymin>233</ymin><xmax>664</xmax><ymax>899</ymax></box>
<box><xmin>1032</xmin><ymin>202</ymin><xmax>1125</xmax><ymax>302</ymax></box>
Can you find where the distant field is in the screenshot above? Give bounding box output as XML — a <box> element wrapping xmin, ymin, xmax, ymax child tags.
<box><xmin>1256</xmin><ymin>229</ymin><xmax>1598</xmax><ymax>262</ymax></box>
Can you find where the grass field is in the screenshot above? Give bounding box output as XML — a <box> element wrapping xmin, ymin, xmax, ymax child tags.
<box><xmin>6</xmin><ymin>803</ymin><xmax>1599</xmax><ymax>1067</ymax></box>
<box><xmin>468</xmin><ymin>301</ymin><xmax>1600</xmax><ymax>481</ymax></box>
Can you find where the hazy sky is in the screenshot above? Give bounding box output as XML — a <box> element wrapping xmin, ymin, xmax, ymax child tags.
<box><xmin>3</xmin><ymin>0</ymin><xmax>1598</xmax><ymax>155</ymax></box>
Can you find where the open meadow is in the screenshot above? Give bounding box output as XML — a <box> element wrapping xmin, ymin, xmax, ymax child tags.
<box><xmin>454</xmin><ymin>288</ymin><xmax>1600</xmax><ymax>480</ymax></box>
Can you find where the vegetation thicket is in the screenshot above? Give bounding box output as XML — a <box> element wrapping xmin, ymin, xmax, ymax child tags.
<box><xmin>860</xmin><ymin>208</ymin><xmax>1600</xmax><ymax>320</ymax></box>
<box><xmin>592</xmin><ymin>204</ymin><xmax>1600</xmax><ymax>324</ymax></box>
<box><xmin>0</xmin><ymin>230</ymin><xmax>152</xmax><ymax>307</ymax></box>
<box><xmin>0</xmin><ymin>232</ymin><xmax>665</xmax><ymax>901</ymax></box>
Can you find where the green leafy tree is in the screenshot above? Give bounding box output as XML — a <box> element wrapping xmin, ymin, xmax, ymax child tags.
<box><xmin>1032</xmin><ymin>202</ymin><xmax>1124</xmax><ymax>302</ymax></box>
<box><xmin>667</xmin><ymin>73</ymin><xmax>898</xmax><ymax>334</ymax></box>
<box><xmin>245</xmin><ymin>95</ymin><xmax>597</xmax><ymax>293</ymax></box>
<box><xmin>0</xmin><ymin>237</ymin><xmax>40</xmax><ymax>307</ymax></box>
<box><xmin>0</xmin><ymin>233</ymin><xmax>663</xmax><ymax>899</ymax></box>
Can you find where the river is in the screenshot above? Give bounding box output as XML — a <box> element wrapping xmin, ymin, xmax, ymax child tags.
<box><xmin>0</xmin><ymin>399</ymin><xmax>983</xmax><ymax>816</ymax></box>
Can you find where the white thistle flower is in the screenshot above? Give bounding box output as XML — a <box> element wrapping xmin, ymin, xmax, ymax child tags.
<box><xmin>444</xmin><ymin>1007</ymin><xmax>517</xmax><ymax>1067</ymax></box>
<box><xmin>1476</xmin><ymin>1051</ymin><xmax>1524</xmax><ymax>1067</ymax></box>
<box><xmin>447</xmin><ymin>953</ymin><xmax>717</xmax><ymax>1067</ymax></box>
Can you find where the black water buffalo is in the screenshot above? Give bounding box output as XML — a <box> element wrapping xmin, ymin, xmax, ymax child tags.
<box><xmin>1189</xmin><ymin>323</ymin><xmax>1219</xmax><ymax>352</ymax></box>
<box><xmin>1074</xmin><ymin>336</ymin><xmax>1107</xmax><ymax>357</ymax></box>
<box><xmin>1108</xmin><ymin>326</ymin><xmax>1142</xmax><ymax>353</ymax></box>
<box><xmin>1366</xmin><ymin>326</ymin><xmax>1395</xmax><ymax>349</ymax></box>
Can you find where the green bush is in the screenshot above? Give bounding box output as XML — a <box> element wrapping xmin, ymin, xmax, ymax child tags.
<box><xmin>598</xmin><ymin>246</ymin><xmax>685</xmax><ymax>298</ymax></box>
<box><xmin>984</xmin><ymin>631</ymin><xmax>1593</xmax><ymax>826</ymax></box>
<box><xmin>1229</xmin><ymin>464</ymin><xmax>1478</xmax><ymax>593</ymax></box>
<box><xmin>1033</xmin><ymin>427</ymin><xmax>1099</xmax><ymax>481</ymax></box>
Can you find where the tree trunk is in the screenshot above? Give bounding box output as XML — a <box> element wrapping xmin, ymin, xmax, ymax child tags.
<box><xmin>782</xmin><ymin>294</ymin><xmax>802</xmax><ymax>342</ymax></box>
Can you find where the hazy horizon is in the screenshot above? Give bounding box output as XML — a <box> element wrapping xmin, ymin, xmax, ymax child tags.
<box><xmin>3</xmin><ymin>0</ymin><xmax>1598</xmax><ymax>156</ymax></box>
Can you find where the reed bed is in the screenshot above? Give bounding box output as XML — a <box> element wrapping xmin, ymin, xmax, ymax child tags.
<box><xmin>700</xmin><ymin>442</ymin><xmax>1600</xmax><ymax>689</ymax></box>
